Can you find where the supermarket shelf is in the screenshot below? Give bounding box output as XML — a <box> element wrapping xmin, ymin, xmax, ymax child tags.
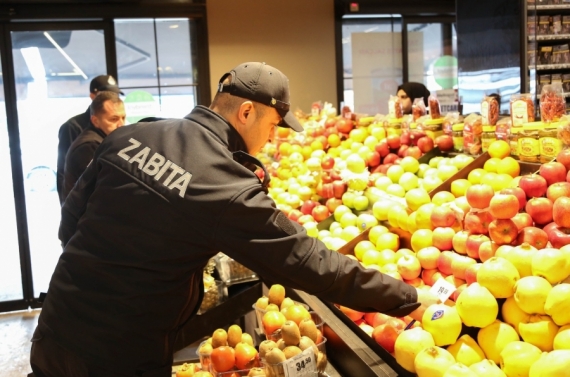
<box><xmin>529</xmin><ymin>33</ymin><xmax>570</xmax><ymax>40</ymax></box>
<box><xmin>536</xmin><ymin>4</ymin><xmax>570</xmax><ymax>10</ymax></box>
<box><xmin>534</xmin><ymin>63</ymin><xmax>570</xmax><ymax>70</ymax></box>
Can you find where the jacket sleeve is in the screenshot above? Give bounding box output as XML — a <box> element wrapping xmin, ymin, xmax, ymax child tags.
<box><xmin>57</xmin><ymin>119</ymin><xmax>83</xmax><ymax>204</ymax></box>
<box><xmin>59</xmin><ymin>157</ymin><xmax>99</xmax><ymax>247</ymax></box>
<box><xmin>213</xmin><ymin>185</ymin><xmax>420</xmax><ymax>317</ymax></box>
<box><xmin>62</xmin><ymin>143</ymin><xmax>99</xmax><ymax>201</ymax></box>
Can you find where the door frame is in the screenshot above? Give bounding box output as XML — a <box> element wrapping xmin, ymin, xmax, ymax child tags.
<box><xmin>0</xmin><ymin>21</ymin><xmax>115</xmax><ymax>312</ymax></box>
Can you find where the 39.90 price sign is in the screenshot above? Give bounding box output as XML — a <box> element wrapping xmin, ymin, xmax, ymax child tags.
<box><xmin>283</xmin><ymin>347</ymin><xmax>317</xmax><ymax>376</ymax></box>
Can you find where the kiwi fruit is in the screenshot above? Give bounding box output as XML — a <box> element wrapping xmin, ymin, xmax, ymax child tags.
<box><xmin>247</xmin><ymin>367</ymin><xmax>266</xmax><ymax>376</ymax></box>
<box><xmin>276</xmin><ymin>338</ymin><xmax>286</xmax><ymax>350</ymax></box>
<box><xmin>280</xmin><ymin>297</ymin><xmax>295</xmax><ymax>311</ymax></box>
<box><xmin>317</xmin><ymin>351</ymin><xmax>328</xmax><ymax>373</ymax></box>
<box><xmin>265</xmin><ymin>347</ymin><xmax>286</xmax><ymax>364</ymax></box>
<box><xmin>299</xmin><ymin>318</ymin><xmax>318</xmax><ymax>343</ymax></box>
<box><xmin>283</xmin><ymin>345</ymin><xmax>303</xmax><ymax>359</ymax></box>
<box><xmin>227</xmin><ymin>324</ymin><xmax>242</xmax><ymax>348</ymax></box>
<box><xmin>259</xmin><ymin>339</ymin><xmax>277</xmax><ymax>358</ymax></box>
<box><xmin>241</xmin><ymin>332</ymin><xmax>254</xmax><ymax>346</ymax></box>
<box><xmin>298</xmin><ymin>335</ymin><xmax>318</xmax><ymax>356</ymax></box>
<box><xmin>210</xmin><ymin>328</ymin><xmax>227</xmax><ymax>348</ymax></box>
<box><xmin>268</xmin><ymin>284</ymin><xmax>286</xmax><ymax>306</ymax></box>
<box><xmin>281</xmin><ymin>320</ymin><xmax>301</xmax><ymax>346</ymax></box>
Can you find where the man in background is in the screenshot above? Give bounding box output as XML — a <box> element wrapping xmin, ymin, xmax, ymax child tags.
<box><xmin>56</xmin><ymin>75</ymin><xmax>123</xmax><ymax>204</ymax></box>
<box><xmin>62</xmin><ymin>91</ymin><xmax>126</xmax><ymax>201</ymax></box>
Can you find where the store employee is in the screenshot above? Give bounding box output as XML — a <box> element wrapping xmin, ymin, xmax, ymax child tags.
<box><xmin>30</xmin><ymin>62</ymin><xmax>437</xmax><ymax>377</ymax></box>
<box><xmin>397</xmin><ymin>82</ymin><xmax>431</xmax><ymax>114</ymax></box>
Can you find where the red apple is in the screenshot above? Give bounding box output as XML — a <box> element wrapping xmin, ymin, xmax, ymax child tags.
<box><xmin>557</xmin><ymin>148</ymin><xmax>570</xmax><ymax>171</ymax></box>
<box><xmin>553</xmin><ymin>196</ymin><xmax>570</xmax><ymax>228</ymax></box>
<box><xmin>452</xmin><ymin>230</ymin><xmax>470</xmax><ymax>255</ymax></box>
<box><xmin>526</xmin><ymin>197</ymin><xmax>554</xmax><ymax>225</ymax></box>
<box><xmin>300</xmin><ymin>200</ymin><xmax>318</xmax><ymax>216</ymax></box>
<box><xmin>326</xmin><ymin>197</ymin><xmax>343</xmax><ymax>213</ymax></box>
<box><xmin>321</xmin><ymin>156</ymin><xmax>335</xmax><ymax>170</ymax></box>
<box><xmin>372</xmin><ymin>320</ymin><xmax>403</xmax><ymax>352</ymax></box>
<box><xmin>397</xmin><ymin>255</ymin><xmax>422</xmax><ymax>280</ymax></box>
<box><xmin>404</xmin><ymin>277</ymin><xmax>425</xmax><ymax>287</ymax></box>
<box><xmin>386</xmin><ymin>317</ymin><xmax>406</xmax><ymax>331</ymax></box>
<box><xmin>488</xmin><ymin>219</ymin><xmax>518</xmax><ymax>245</ymax></box>
<box><xmin>375</xmin><ymin>140</ymin><xmax>390</xmax><ymax>157</ymax></box>
<box><xmin>478</xmin><ymin>241</ymin><xmax>499</xmax><ymax>262</ymax></box>
<box><xmin>336</xmin><ymin>119</ymin><xmax>354</xmax><ymax>134</ymax></box>
<box><xmin>519</xmin><ymin>174</ymin><xmax>548</xmax><ymax>198</ymax></box>
<box><xmin>383</xmin><ymin>153</ymin><xmax>399</xmax><ymax>165</ymax></box>
<box><xmin>397</xmin><ymin>145</ymin><xmax>409</xmax><ymax>158</ymax></box>
<box><xmin>359</xmin><ymin>322</ymin><xmax>374</xmax><ymax>337</ymax></box>
<box><xmin>500</xmin><ymin>187</ymin><xmax>527</xmax><ymax>211</ymax></box>
<box><xmin>445</xmin><ymin>275</ymin><xmax>466</xmax><ymax>288</ymax></box>
<box><xmin>544</xmin><ymin>222</ymin><xmax>570</xmax><ymax>248</ymax></box>
<box><xmin>451</xmin><ymin>255</ymin><xmax>477</xmax><ymax>280</ymax></box>
<box><xmin>386</xmin><ymin>134</ymin><xmax>401</xmax><ymax>150</ymax></box>
<box><xmin>431</xmin><ymin>206</ymin><xmax>457</xmax><ymax>228</ymax></box>
<box><xmin>410</xmin><ymin>130</ymin><xmax>427</xmax><ymax>146</ymax></box>
<box><xmin>450</xmin><ymin>284</ymin><xmax>467</xmax><ymax>301</ymax></box>
<box><xmin>421</xmin><ymin>268</ymin><xmax>442</xmax><ymax>286</ymax></box>
<box><xmin>400</xmin><ymin>131</ymin><xmax>411</xmax><ymax>146</ymax></box>
<box><xmin>364</xmin><ymin>312</ymin><xmax>391</xmax><ymax>328</ymax></box>
<box><xmin>567</xmin><ymin>170</ymin><xmax>570</xmax><ymax>183</ymax></box>
<box><xmin>325</xmin><ymin>117</ymin><xmax>337</xmax><ymax>129</ymax></box>
<box><xmin>539</xmin><ymin>162</ymin><xmax>567</xmax><ymax>186</ymax></box>
<box><xmin>464</xmin><ymin>210</ymin><xmax>493</xmax><ymax>235</ymax></box>
<box><xmin>512</xmin><ymin>213</ymin><xmax>534</xmax><ymax>231</ymax></box>
<box><xmin>466</xmin><ymin>234</ymin><xmax>491</xmax><ymax>259</ymax></box>
<box><xmin>417</xmin><ymin>136</ymin><xmax>435</xmax><ymax>153</ymax></box>
<box><xmin>339</xmin><ymin>305</ymin><xmax>364</xmax><ymax>322</ymax></box>
<box><xmin>466</xmin><ymin>184</ymin><xmax>495</xmax><ymax>209</ymax></box>
<box><xmin>464</xmin><ymin>264</ymin><xmax>481</xmax><ymax>286</ymax></box>
<box><xmin>312</xmin><ymin>205</ymin><xmax>330</xmax><ymax>222</ymax></box>
<box><xmin>332</xmin><ymin>180</ymin><xmax>347</xmax><ymax>199</ymax></box>
<box><xmin>416</xmin><ymin>246</ymin><xmax>441</xmax><ymax>270</ymax></box>
<box><xmin>517</xmin><ymin>226</ymin><xmax>549</xmax><ymax>249</ymax></box>
<box><xmin>432</xmin><ymin>227</ymin><xmax>455</xmax><ymax>252</ymax></box>
<box><xmin>367</xmin><ymin>151</ymin><xmax>381</xmax><ymax>167</ymax></box>
<box><xmin>437</xmin><ymin>250</ymin><xmax>457</xmax><ymax>276</ymax></box>
<box><xmin>547</xmin><ymin>182</ymin><xmax>570</xmax><ymax>203</ymax></box>
<box><xmin>288</xmin><ymin>209</ymin><xmax>303</xmax><ymax>222</ymax></box>
<box><xmin>435</xmin><ymin>135</ymin><xmax>454</xmax><ymax>152</ymax></box>
<box><xmin>297</xmin><ymin>214</ymin><xmax>315</xmax><ymax>225</ymax></box>
<box><xmin>404</xmin><ymin>146</ymin><xmax>422</xmax><ymax>159</ymax></box>
<box><xmin>489</xmin><ymin>194</ymin><xmax>520</xmax><ymax>220</ymax></box>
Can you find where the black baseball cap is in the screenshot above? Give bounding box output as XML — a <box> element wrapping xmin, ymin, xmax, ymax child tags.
<box><xmin>90</xmin><ymin>75</ymin><xmax>124</xmax><ymax>95</ymax></box>
<box><xmin>217</xmin><ymin>62</ymin><xmax>303</xmax><ymax>132</ymax></box>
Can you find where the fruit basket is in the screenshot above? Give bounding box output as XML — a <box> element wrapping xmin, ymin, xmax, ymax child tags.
<box><xmin>214</xmin><ymin>253</ymin><xmax>259</xmax><ymax>286</ymax></box>
<box><xmin>263</xmin><ymin>337</ymin><xmax>328</xmax><ymax>377</ymax></box>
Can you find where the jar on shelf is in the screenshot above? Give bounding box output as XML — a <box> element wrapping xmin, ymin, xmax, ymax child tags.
<box><xmin>481</xmin><ymin>125</ymin><xmax>497</xmax><ymax>153</ymax></box>
<box><xmin>518</xmin><ymin>125</ymin><xmax>542</xmax><ymax>163</ymax></box>
<box><xmin>384</xmin><ymin>117</ymin><xmax>402</xmax><ymax>136</ymax></box>
<box><xmin>418</xmin><ymin>117</ymin><xmax>444</xmax><ymax>141</ymax></box>
<box><xmin>509</xmin><ymin>127</ymin><xmax>521</xmax><ymax>159</ymax></box>
<box><xmin>539</xmin><ymin>123</ymin><xmax>563</xmax><ymax>163</ymax></box>
<box><xmin>452</xmin><ymin>123</ymin><xmax>464</xmax><ymax>153</ymax></box>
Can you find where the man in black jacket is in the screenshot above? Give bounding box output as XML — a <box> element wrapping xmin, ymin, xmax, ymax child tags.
<box><xmin>62</xmin><ymin>91</ymin><xmax>126</xmax><ymax>201</ymax></box>
<box><xmin>56</xmin><ymin>75</ymin><xmax>123</xmax><ymax>204</ymax></box>
<box><xmin>30</xmin><ymin>62</ymin><xmax>437</xmax><ymax>377</ymax></box>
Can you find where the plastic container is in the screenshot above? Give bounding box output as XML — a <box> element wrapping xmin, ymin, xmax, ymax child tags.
<box><xmin>510</xmin><ymin>93</ymin><xmax>535</xmax><ymax>126</ymax></box>
<box><xmin>198</xmin><ymin>279</ymin><xmax>227</xmax><ymax>314</ymax></box>
<box><xmin>481</xmin><ymin>125</ymin><xmax>497</xmax><ymax>153</ymax></box>
<box><xmin>214</xmin><ymin>253</ymin><xmax>258</xmax><ymax>286</ymax></box>
<box><xmin>253</xmin><ymin>302</ymin><xmax>311</xmax><ymax>339</ymax></box>
<box><xmin>452</xmin><ymin>123</ymin><xmax>464</xmax><ymax>152</ymax></box>
<box><xmin>263</xmin><ymin>337</ymin><xmax>328</xmax><ymax>377</ymax></box>
<box><xmin>196</xmin><ymin>340</ymin><xmax>212</xmax><ymax>372</ymax></box>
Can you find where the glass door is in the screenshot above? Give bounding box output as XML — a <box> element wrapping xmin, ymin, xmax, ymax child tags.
<box><xmin>2</xmin><ymin>22</ymin><xmax>112</xmax><ymax>306</ymax></box>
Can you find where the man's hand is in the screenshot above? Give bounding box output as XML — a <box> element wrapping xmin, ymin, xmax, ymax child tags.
<box><xmin>408</xmin><ymin>287</ymin><xmax>439</xmax><ymax>322</ymax></box>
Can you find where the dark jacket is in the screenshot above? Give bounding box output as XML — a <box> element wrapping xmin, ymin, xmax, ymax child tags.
<box><xmin>57</xmin><ymin>107</ymin><xmax>91</xmax><ymax>204</ymax></box>
<box><xmin>37</xmin><ymin>106</ymin><xmax>419</xmax><ymax>376</ymax></box>
<box><xmin>62</xmin><ymin>124</ymin><xmax>106</xmax><ymax>202</ymax></box>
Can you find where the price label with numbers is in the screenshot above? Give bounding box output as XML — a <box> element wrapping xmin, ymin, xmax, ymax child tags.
<box><xmin>283</xmin><ymin>347</ymin><xmax>317</xmax><ymax>376</ymax></box>
<box><xmin>429</xmin><ymin>277</ymin><xmax>456</xmax><ymax>303</ymax></box>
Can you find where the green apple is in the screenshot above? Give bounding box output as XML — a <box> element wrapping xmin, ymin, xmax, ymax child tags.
<box><xmin>364</xmin><ymin>135</ymin><xmax>379</xmax><ymax>150</ymax></box>
<box><xmin>339</xmin><ymin>211</ymin><xmax>358</xmax><ymax>228</ymax></box>
<box><xmin>368</xmin><ymin>225</ymin><xmax>389</xmax><ymax>245</ymax></box>
<box><xmin>417</xmin><ymin>163</ymin><xmax>431</xmax><ymax>178</ymax></box>
<box><xmin>387</xmin><ymin>165</ymin><xmax>405</xmax><ymax>183</ymax></box>
<box><xmin>372</xmin><ymin>198</ymin><xmax>392</xmax><ymax>221</ymax></box>
<box><xmin>374</xmin><ymin>176</ymin><xmax>393</xmax><ymax>191</ymax></box>
<box><xmin>333</xmin><ymin>205</ymin><xmax>351</xmax><ymax>222</ymax></box>
<box><xmin>352</xmin><ymin>195</ymin><xmax>370</xmax><ymax>211</ymax></box>
<box><xmin>318</xmin><ymin>229</ymin><xmax>331</xmax><ymax>241</ymax></box>
<box><xmin>341</xmin><ymin>226</ymin><xmax>361</xmax><ymax>242</ymax></box>
<box><xmin>437</xmin><ymin>165</ymin><xmax>459</xmax><ymax>181</ymax></box>
<box><xmin>346</xmin><ymin>154</ymin><xmax>366</xmax><ymax>173</ymax></box>
<box><xmin>398</xmin><ymin>172</ymin><xmax>419</xmax><ymax>192</ymax></box>
<box><xmin>400</xmin><ymin>156</ymin><xmax>420</xmax><ymax>173</ymax></box>
<box><xmin>342</xmin><ymin>191</ymin><xmax>356</xmax><ymax>208</ymax></box>
<box><xmin>303</xmin><ymin>221</ymin><xmax>319</xmax><ymax>238</ymax></box>
<box><xmin>356</xmin><ymin>213</ymin><xmax>379</xmax><ymax>231</ymax></box>
<box><xmin>386</xmin><ymin>183</ymin><xmax>406</xmax><ymax>198</ymax></box>
<box><xmin>421</xmin><ymin>175</ymin><xmax>443</xmax><ymax>192</ymax></box>
<box><xmin>405</xmin><ymin>188</ymin><xmax>431</xmax><ymax>212</ymax></box>
<box><xmin>429</xmin><ymin>156</ymin><xmax>444</xmax><ymax>168</ymax></box>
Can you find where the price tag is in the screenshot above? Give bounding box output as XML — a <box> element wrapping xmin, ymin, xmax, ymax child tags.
<box><xmin>283</xmin><ymin>347</ymin><xmax>317</xmax><ymax>376</ymax></box>
<box><xmin>430</xmin><ymin>277</ymin><xmax>456</xmax><ymax>303</ymax></box>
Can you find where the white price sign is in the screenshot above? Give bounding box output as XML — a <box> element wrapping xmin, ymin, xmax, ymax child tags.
<box><xmin>283</xmin><ymin>347</ymin><xmax>317</xmax><ymax>376</ymax></box>
<box><xmin>430</xmin><ymin>278</ymin><xmax>457</xmax><ymax>303</ymax></box>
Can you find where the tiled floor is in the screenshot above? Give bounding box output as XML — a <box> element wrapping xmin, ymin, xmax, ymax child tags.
<box><xmin>0</xmin><ymin>309</ymin><xmax>203</xmax><ymax>377</ymax></box>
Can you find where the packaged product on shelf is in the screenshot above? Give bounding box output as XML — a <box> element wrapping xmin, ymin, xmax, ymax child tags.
<box><xmin>552</xmin><ymin>73</ymin><xmax>563</xmax><ymax>86</ymax></box>
<box><xmin>518</xmin><ymin>125</ymin><xmax>542</xmax><ymax>163</ymax></box>
<box><xmin>428</xmin><ymin>94</ymin><xmax>441</xmax><ymax>119</ymax></box>
<box><xmin>563</xmin><ymin>16</ymin><xmax>570</xmax><ymax>34</ymax></box>
<box><xmin>553</xmin><ymin>15</ymin><xmax>562</xmax><ymax>34</ymax></box>
<box><xmin>528</xmin><ymin>42</ymin><xmax>537</xmax><ymax>66</ymax></box>
<box><xmin>452</xmin><ymin>123</ymin><xmax>464</xmax><ymax>152</ymax></box>
<box><xmin>463</xmin><ymin>113</ymin><xmax>483</xmax><ymax>155</ymax></box>
<box><xmin>538</xmin><ymin>74</ymin><xmax>551</xmax><ymax>94</ymax></box>
<box><xmin>442</xmin><ymin>111</ymin><xmax>463</xmax><ymax>136</ymax></box>
<box><xmin>528</xmin><ymin>15</ymin><xmax>537</xmax><ymax>36</ymax></box>
<box><xmin>481</xmin><ymin>96</ymin><xmax>499</xmax><ymax>126</ymax></box>
<box><xmin>400</xmin><ymin>114</ymin><xmax>413</xmax><ymax>132</ymax></box>
<box><xmin>388</xmin><ymin>95</ymin><xmax>403</xmax><ymax>119</ymax></box>
<box><xmin>539</xmin><ymin>122</ymin><xmax>563</xmax><ymax>162</ymax></box>
<box><xmin>417</xmin><ymin>116</ymin><xmax>444</xmax><ymax>141</ymax></box>
<box><xmin>553</xmin><ymin>44</ymin><xmax>570</xmax><ymax>64</ymax></box>
<box><xmin>540</xmin><ymin>83</ymin><xmax>566</xmax><ymax>122</ymax></box>
<box><xmin>411</xmin><ymin>97</ymin><xmax>426</xmax><ymax>121</ymax></box>
<box><xmin>558</xmin><ymin>115</ymin><xmax>570</xmax><ymax>148</ymax></box>
<box><xmin>538</xmin><ymin>15</ymin><xmax>550</xmax><ymax>35</ymax></box>
<box><xmin>539</xmin><ymin>45</ymin><xmax>553</xmax><ymax>65</ymax></box>
<box><xmin>563</xmin><ymin>73</ymin><xmax>570</xmax><ymax>92</ymax></box>
<box><xmin>509</xmin><ymin>127</ymin><xmax>521</xmax><ymax>159</ymax></box>
<box><xmin>510</xmin><ymin>93</ymin><xmax>535</xmax><ymax>127</ymax></box>
<box><xmin>495</xmin><ymin>117</ymin><xmax>512</xmax><ymax>141</ymax></box>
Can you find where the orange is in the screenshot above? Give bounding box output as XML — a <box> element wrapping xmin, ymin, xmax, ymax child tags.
<box><xmin>483</xmin><ymin>157</ymin><xmax>501</xmax><ymax>173</ymax></box>
<box><xmin>261</xmin><ymin>310</ymin><xmax>287</xmax><ymax>337</ymax></box>
<box><xmin>488</xmin><ymin>140</ymin><xmax>511</xmax><ymax>159</ymax></box>
<box><xmin>210</xmin><ymin>346</ymin><xmax>236</xmax><ymax>373</ymax></box>
<box><xmin>328</xmin><ymin>133</ymin><xmax>341</xmax><ymax>148</ymax></box>
<box><xmin>234</xmin><ymin>342</ymin><xmax>259</xmax><ymax>370</ymax></box>
<box><xmin>282</xmin><ymin>303</ymin><xmax>311</xmax><ymax>325</ymax></box>
<box><xmin>276</xmin><ymin>127</ymin><xmax>291</xmax><ymax>139</ymax></box>
<box><xmin>496</xmin><ymin>156</ymin><xmax>520</xmax><ymax>178</ymax></box>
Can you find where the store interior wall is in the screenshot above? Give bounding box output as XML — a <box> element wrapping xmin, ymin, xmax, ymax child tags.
<box><xmin>207</xmin><ymin>0</ymin><xmax>337</xmax><ymax>114</ymax></box>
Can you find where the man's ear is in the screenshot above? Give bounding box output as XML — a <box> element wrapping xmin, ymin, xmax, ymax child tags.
<box><xmin>237</xmin><ymin>101</ymin><xmax>254</xmax><ymax>124</ymax></box>
<box><xmin>91</xmin><ymin>115</ymin><xmax>100</xmax><ymax>128</ymax></box>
